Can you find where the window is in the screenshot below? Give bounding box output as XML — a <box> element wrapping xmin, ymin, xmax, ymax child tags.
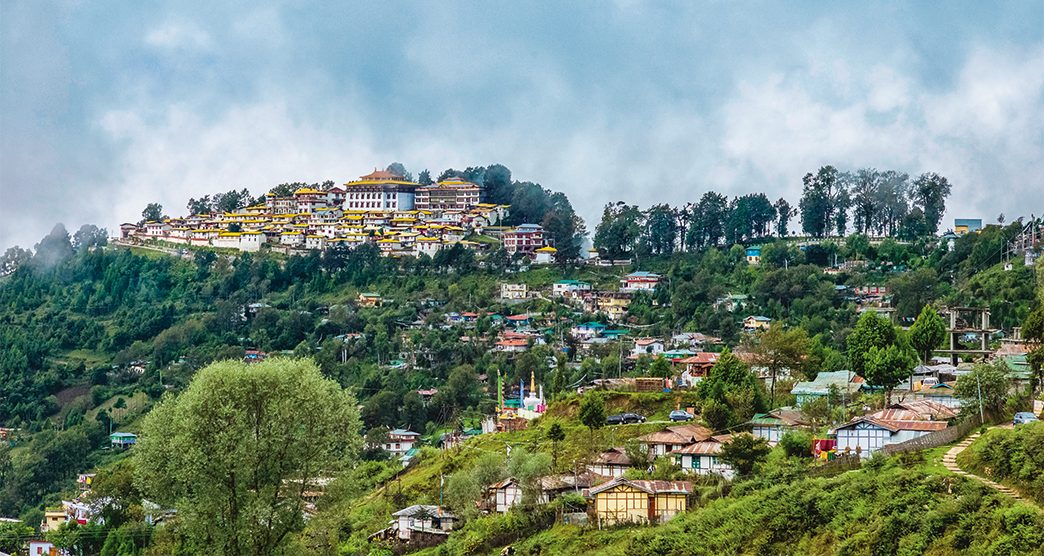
<box><xmin>692</xmin><ymin>457</ymin><xmax>700</xmax><ymax>469</ymax></box>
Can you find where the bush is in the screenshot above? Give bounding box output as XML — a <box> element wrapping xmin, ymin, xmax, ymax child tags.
<box><xmin>433</xmin><ymin>507</ymin><xmax>555</xmax><ymax>555</ymax></box>
<box><xmin>777</xmin><ymin>430</ymin><xmax>813</xmax><ymax>458</ymax></box>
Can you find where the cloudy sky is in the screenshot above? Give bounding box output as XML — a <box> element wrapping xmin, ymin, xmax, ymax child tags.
<box><xmin>2</xmin><ymin>1</ymin><xmax>1042</xmax><ymax>250</ymax></box>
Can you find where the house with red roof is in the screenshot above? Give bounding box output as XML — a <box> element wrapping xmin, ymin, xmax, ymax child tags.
<box><xmin>495</xmin><ymin>338</ymin><xmax>530</xmax><ymax>353</ymax></box>
<box><xmin>674</xmin><ymin>352</ymin><xmax>721</xmax><ymax>386</ymax></box>
<box><xmin>631</xmin><ymin>338</ymin><xmax>665</xmax><ymax>358</ymax></box>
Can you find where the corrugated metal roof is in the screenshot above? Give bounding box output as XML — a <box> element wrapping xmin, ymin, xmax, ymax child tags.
<box><xmin>592</xmin><ymin>447</ymin><xmax>631</xmax><ymax>466</ymax></box>
<box><xmin>589</xmin><ymin>478</ymin><xmax>693</xmax><ymax>496</ymax></box>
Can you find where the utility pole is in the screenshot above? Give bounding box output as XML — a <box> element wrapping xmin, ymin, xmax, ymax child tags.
<box><xmin>976</xmin><ymin>372</ymin><xmax>985</xmax><ymax>425</ymax></box>
<box><xmin>617</xmin><ymin>338</ymin><xmax>623</xmax><ymax>378</ymax></box>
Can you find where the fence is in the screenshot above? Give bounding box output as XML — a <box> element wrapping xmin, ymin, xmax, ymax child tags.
<box><xmin>878</xmin><ymin>418</ymin><xmax>981</xmax><ymax>456</ymax></box>
<box><xmin>808</xmin><ymin>455</ymin><xmax>861</xmax><ymax>478</ymax></box>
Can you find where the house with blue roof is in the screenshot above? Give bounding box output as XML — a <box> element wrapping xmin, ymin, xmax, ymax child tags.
<box><xmin>110</xmin><ymin>432</ymin><xmax>137</xmax><ymax>449</ymax></box>
<box><xmin>790</xmin><ymin>371</ymin><xmax>864</xmax><ymax>407</ymax></box>
<box><xmin>745</xmin><ymin>246</ymin><xmax>762</xmax><ymax>265</ymax></box>
<box><xmin>552</xmin><ymin>279</ymin><xmax>592</xmax><ymax>297</ymax></box>
<box><xmin>571</xmin><ymin>321</ymin><xmax>607</xmax><ymax>339</ymax></box>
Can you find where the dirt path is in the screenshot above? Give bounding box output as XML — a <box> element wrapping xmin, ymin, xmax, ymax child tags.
<box><xmin>942</xmin><ymin>429</ymin><xmax>1039</xmax><ymax>510</ymax></box>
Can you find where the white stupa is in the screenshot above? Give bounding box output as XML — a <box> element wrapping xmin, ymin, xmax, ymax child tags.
<box><xmin>520</xmin><ymin>369</ymin><xmax>546</xmax><ymax>417</ymax></box>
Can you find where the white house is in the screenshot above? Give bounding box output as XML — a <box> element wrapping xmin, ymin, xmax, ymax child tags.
<box><xmin>489</xmin><ymin>478</ymin><xmax>523</xmax><ymax>513</ymax></box>
<box><xmin>305</xmin><ymin>235</ymin><xmax>327</xmax><ymax>250</ymax></box>
<box><xmin>570</xmin><ymin>321</ymin><xmax>606</xmax><ymax>339</ymax></box>
<box><xmin>553</xmin><ymin>280</ymin><xmax>592</xmax><ymax>298</ymax></box>
<box><xmin>500</xmin><ymin>283</ymin><xmax>528</xmax><ymax>300</ymax></box>
<box><xmin>383</xmin><ymin>429</ymin><xmax>421</xmax><ymax>457</ymax></box>
<box><xmin>749</xmin><ymin>408</ymin><xmax>810</xmax><ymax>446</ymax></box>
<box><xmin>494</xmin><ymin>338</ymin><xmax>530</xmax><ymax>353</ymax></box>
<box><xmin>414</xmin><ymin>237</ymin><xmax>442</xmax><ymax>257</ymax></box>
<box><xmin>714</xmin><ymin>294</ymin><xmax>749</xmax><ymax>313</ymax></box>
<box><xmin>832</xmin><ymin>417</ymin><xmax>947</xmax><ymax>457</ymax></box>
<box><xmin>488</xmin><ymin>473</ymin><xmax>600</xmax><ymax>514</ymax></box>
<box><xmin>673</xmin><ymin>435</ymin><xmax>736</xmax><ymax>480</ymax></box>
<box><xmin>280</xmin><ymin>231</ymin><xmax>305</xmax><ymax>246</ymax></box>
<box><xmin>144</xmin><ymin>221</ymin><xmax>172</xmax><ymax>238</ymax></box>
<box><xmin>745</xmin><ymin>246</ymin><xmax>762</xmax><ymax>265</ymax></box>
<box><xmin>587</xmin><ymin>447</ymin><xmax>634</xmax><ymax>478</ymax></box>
<box><xmin>637</xmin><ymin>424</ymin><xmax>712</xmax><ymax>457</ymax></box>
<box><xmin>29</xmin><ymin>540</ymin><xmax>66</xmax><ymax>556</ymax></box>
<box><xmin>239</xmin><ymin>231</ymin><xmax>263</xmax><ymax>251</ymax></box>
<box><xmin>390</xmin><ymin>505</ymin><xmax>456</xmax><ymax>541</ymax></box>
<box><xmin>632</xmin><ymin>338</ymin><xmax>665</xmax><ymax>357</ymax></box>
<box><xmin>620</xmin><ymin>271</ymin><xmax>661</xmax><ymax>291</ymax></box>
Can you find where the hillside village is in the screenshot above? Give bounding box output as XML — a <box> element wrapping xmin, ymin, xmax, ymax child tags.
<box><xmin>8</xmin><ymin>229</ymin><xmax>1043</xmax><ymax>554</ymax></box>
<box><xmin>6</xmin><ymin>1</ymin><xmax>1044</xmax><ymax>553</ymax></box>
<box><xmin>2</xmin><ymin>164</ymin><xmax>1043</xmax><ymax>555</ymax></box>
<box><xmin>118</xmin><ymin>169</ymin><xmax>569</xmax><ymax>262</ymax></box>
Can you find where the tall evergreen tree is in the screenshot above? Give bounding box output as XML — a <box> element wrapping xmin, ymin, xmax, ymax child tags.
<box><xmin>799</xmin><ymin>166</ymin><xmax>840</xmax><ymax>238</ymax></box>
<box><xmin>643</xmin><ymin>204</ymin><xmax>678</xmax><ymax>255</ymax></box>
<box><xmin>850</xmin><ymin>168</ymin><xmax>881</xmax><ymax>235</ymax></box>
<box><xmin>141</xmin><ymin>203</ymin><xmax>163</xmax><ymax>223</ymax></box>
<box><xmin>911</xmin><ymin>172</ymin><xmax>952</xmax><ymax>235</ymax></box>
<box><xmin>687</xmin><ymin>192</ymin><xmax>729</xmax><ymax>249</ymax></box>
<box><xmin>417</xmin><ymin>169</ymin><xmax>433</xmax><ymax>185</ymax></box>
<box><xmin>773</xmin><ymin>198</ymin><xmax>795</xmax><ymax>237</ymax></box>
<box><xmin>593</xmin><ymin>202</ymin><xmax>642</xmax><ymax>259</ymax></box>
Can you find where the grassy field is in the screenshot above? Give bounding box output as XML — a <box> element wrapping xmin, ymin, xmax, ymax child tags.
<box><xmin>86</xmin><ymin>391</ymin><xmax>151</xmax><ymax>430</ymax></box>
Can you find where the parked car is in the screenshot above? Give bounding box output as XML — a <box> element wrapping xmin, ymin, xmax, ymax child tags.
<box><xmin>622</xmin><ymin>412</ymin><xmax>646</xmax><ymax>424</ymax></box>
<box><xmin>607</xmin><ymin>413</ymin><xmax>646</xmax><ymax>425</ymax></box>
<box><xmin>669</xmin><ymin>410</ymin><xmax>694</xmax><ymax>422</ymax></box>
<box><xmin>1013</xmin><ymin>412</ymin><xmax>1039</xmax><ymax>426</ymax></box>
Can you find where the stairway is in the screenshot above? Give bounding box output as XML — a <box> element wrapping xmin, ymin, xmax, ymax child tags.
<box><xmin>942</xmin><ymin>431</ymin><xmax>1033</xmax><ymax>506</ymax></box>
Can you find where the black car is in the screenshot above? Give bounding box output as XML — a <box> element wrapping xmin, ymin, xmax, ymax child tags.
<box><xmin>607</xmin><ymin>412</ymin><xmax>646</xmax><ymax>425</ymax></box>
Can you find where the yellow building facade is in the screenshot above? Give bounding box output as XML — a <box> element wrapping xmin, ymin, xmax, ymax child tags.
<box><xmin>589</xmin><ymin>478</ymin><xmax>691</xmax><ymax>525</ymax></box>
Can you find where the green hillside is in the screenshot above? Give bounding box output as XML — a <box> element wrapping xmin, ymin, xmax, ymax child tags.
<box><xmin>1</xmin><ymin>213</ymin><xmax>1042</xmax><ymax>555</ymax></box>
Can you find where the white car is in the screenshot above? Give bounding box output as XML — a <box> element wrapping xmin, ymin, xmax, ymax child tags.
<box><xmin>1012</xmin><ymin>412</ymin><xmax>1039</xmax><ymax>426</ymax></box>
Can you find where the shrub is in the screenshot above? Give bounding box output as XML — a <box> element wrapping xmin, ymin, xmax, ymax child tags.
<box><xmin>777</xmin><ymin>430</ymin><xmax>813</xmax><ymax>458</ymax></box>
<box><xmin>959</xmin><ymin>422</ymin><xmax>1044</xmax><ymax>505</ymax></box>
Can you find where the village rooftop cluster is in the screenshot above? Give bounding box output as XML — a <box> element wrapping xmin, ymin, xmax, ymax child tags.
<box><xmin>118</xmin><ymin>169</ymin><xmax>562</xmax><ymax>262</ymax></box>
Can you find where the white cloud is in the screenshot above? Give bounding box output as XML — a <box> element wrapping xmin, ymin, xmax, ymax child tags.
<box><xmin>715</xmin><ymin>44</ymin><xmax>1044</xmax><ymax>226</ymax></box>
<box><xmin>64</xmin><ymin>46</ymin><xmax>1044</xmax><ymax>245</ymax></box>
<box><xmin>144</xmin><ymin>20</ymin><xmax>212</xmax><ymax>51</ymax></box>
